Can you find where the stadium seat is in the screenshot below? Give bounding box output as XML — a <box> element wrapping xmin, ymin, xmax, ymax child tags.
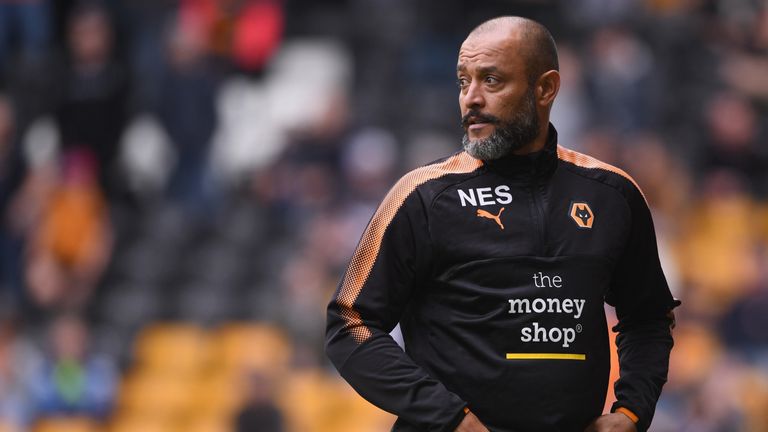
<box><xmin>192</xmin><ymin>370</ymin><xmax>246</xmax><ymax>418</ymax></box>
<box><xmin>132</xmin><ymin>323</ymin><xmax>210</xmax><ymax>375</ymax></box>
<box><xmin>183</xmin><ymin>414</ymin><xmax>232</xmax><ymax>432</ymax></box>
<box><xmin>337</xmin><ymin>380</ymin><xmax>396</xmax><ymax>432</ymax></box>
<box><xmin>117</xmin><ymin>370</ymin><xmax>199</xmax><ymax>419</ymax></box>
<box><xmin>317</xmin><ymin>376</ymin><xmax>395</xmax><ymax>432</ymax></box>
<box><xmin>211</xmin><ymin>323</ymin><xmax>292</xmax><ymax>375</ymax></box>
<box><xmin>276</xmin><ymin>368</ymin><xmax>394</xmax><ymax>432</ymax></box>
<box><xmin>277</xmin><ymin>369</ymin><xmax>335</xmax><ymax>432</ymax></box>
<box><xmin>106</xmin><ymin>414</ymin><xmax>174</xmax><ymax>432</ymax></box>
<box><xmin>32</xmin><ymin>417</ymin><xmax>102</xmax><ymax>432</ymax></box>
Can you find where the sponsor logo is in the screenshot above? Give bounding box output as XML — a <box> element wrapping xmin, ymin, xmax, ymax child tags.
<box><xmin>569</xmin><ymin>201</ymin><xmax>594</xmax><ymax>229</ymax></box>
<box><xmin>477</xmin><ymin>207</ymin><xmax>505</xmax><ymax>230</ymax></box>
<box><xmin>506</xmin><ymin>272</ymin><xmax>587</xmax><ymax>359</ymax></box>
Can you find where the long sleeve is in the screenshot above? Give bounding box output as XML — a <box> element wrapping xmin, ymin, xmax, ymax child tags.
<box><xmin>325</xmin><ymin>187</ymin><xmax>467</xmax><ymax>432</ymax></box>
<box><xmin>605</xmin><ymin>185</ymin><xmax>680</xmax><ymax>432</ymax></box>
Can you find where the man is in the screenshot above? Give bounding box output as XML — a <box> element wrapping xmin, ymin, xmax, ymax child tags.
<box><xmin>326</xmin><ymin>16</ymin><xmax>679</xmax><ymax>432</ymax></box>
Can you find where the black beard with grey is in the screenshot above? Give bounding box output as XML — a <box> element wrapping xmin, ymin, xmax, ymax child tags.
<box><xmin>461</xmin><ymin>88</ymin><xmax>540</xmax><ymax>160</ymax></box>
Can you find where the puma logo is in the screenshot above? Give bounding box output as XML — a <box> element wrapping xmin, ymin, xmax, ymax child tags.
<box><xmin>477</xmin><ymin>207</ymin><xmax>505</xmax><ymax>230</ymax></box>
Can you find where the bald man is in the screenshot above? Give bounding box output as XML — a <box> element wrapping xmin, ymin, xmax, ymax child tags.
<box><xmin>326</xmin><ymin>17</ymin><xmax>678</xmax><ymax>432</ymax></box>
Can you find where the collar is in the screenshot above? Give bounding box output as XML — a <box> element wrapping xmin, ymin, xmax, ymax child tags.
<box><xmin>482</xmin><ymin>123</ymin><xmax>558</xmax><ymax>181</ymax></box>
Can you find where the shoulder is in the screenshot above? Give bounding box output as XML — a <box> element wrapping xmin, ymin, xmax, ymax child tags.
<box><xmin>556</xmin><ymin>145</ymin><xmax>647</xmax><ymax>206</ymax></box>
<box><xmin>381</xmin><ymin>151</ymin><xmax>484</xmax><ymax>212</ymax></box>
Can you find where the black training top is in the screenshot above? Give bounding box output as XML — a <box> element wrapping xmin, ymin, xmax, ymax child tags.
<box><xmin>325</xmin><ymin>124</ymin><xmax>679</xmax><ymax>432</ymax></box>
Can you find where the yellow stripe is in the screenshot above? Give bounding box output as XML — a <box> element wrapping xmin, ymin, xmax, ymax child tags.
<box><xmin>506</xmin><ymin>353</ymin><xmax>586</xmax><ymax>360</ymax></box>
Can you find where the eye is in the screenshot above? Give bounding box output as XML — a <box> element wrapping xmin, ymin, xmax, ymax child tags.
<box><xmin>457</xmin><ymin>77</ymin><xmax>469</xmax><ymax>89</ymax></box>
<box><xmin>484</xmin><ymin>76</ymin><xmax>499</xmax><ymax>85</ymax></box>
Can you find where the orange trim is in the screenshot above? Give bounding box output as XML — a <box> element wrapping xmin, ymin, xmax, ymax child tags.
<box><xmin>336</xmin><ymin>153</ymin><xmax>483</xmax><ymax>343</ymax></box>
<box><xmin>616</xmin><ymin>407</ymin><xmax>639</xmax><ymax>424</ymax></box>
<box><xmin>463</xmin><ymin>407</ymin><xmax>470</xmax><ymax>414</ymax></box>
<box><xmin>556</xmin><ymin>145</ymin><xmax>647</xmax><ymax>204</ymax></box>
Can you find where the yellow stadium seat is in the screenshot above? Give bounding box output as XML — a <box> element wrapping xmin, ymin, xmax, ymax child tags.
<box><xmin>278</xmin><ymin>369</ymin><xmax>335</xmax><ymax>432</ymax></box>
<box><xmin>184</xmin><ymin>414</ymin><xmax>232</xmax><ymax>432</ymax></box>
<box><xmin>334</xmin><ymin>380</ymin><xmax>395</xmax><ymax>432</ymax></box>
<box><xmin>107</xmin><ymin>414</ymin><xmax>175</xmax><ymax>432</ymax></box>
<box><xmin>117</xmin><ymin>370</ymin><xmax>198</xmax><ymax>418</ymax></box>
<box><xmin>306</xmin><ymin>376</ymin><xmax>394</xmax><ymax>432</ymax></box>
<box><xmin>211</xmin><ymin>323</ymin><xmax>292</xmax><ymax>375</ymax></box>
<box><xmin>276</xmin><ymin>369</ymin><xmax>394</xmax><ymax>432</ymax></box>
<box><xmin>133</xmin><ymin>323</ymin><xmax>210</xmax><ymax>375</ymax></box>
<box><xmin>32</xmin><ymin>417</ymin><xmax>102</xmax><ymax>432</ymax></box>
<box><xmin>111</xmin><ymin>413</ymin><xmax>231</xmax><ymax>432</ymax></box>
<box><xmin>193</xmin><ymin>370</ymin><xmax>246</xmax><ymax>418</ymax></box>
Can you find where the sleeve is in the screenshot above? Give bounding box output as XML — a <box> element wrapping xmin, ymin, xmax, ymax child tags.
<box><xmin>605</xmin><ymin>185</ymin><xmax>681</xmax><ymax>432</ymax></box>
<box><xmin>325</xmin><ymin>188</ymin><xmax>468</xmax><ymax>432</ymax></box>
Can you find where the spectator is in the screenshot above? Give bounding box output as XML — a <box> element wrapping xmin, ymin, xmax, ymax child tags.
<box><xmin>699</xmin><ymin>91</ymin><xmax>768</xmax><ymax>197</ymax></box>
<box><xmin>53</xmin><ymin>1</ymin><xmax>130</xmax><ymax>200</ymax></box>
<box><xmin>178</xmin><ymin>0</ymin><xmax>284</xmax><ymax>74</ymax></box>
<box><xmin>24</xmin><ymin>149</ymin><xmax>112</xmax><ymax>311</ymax></box>
<box><xmin>0</xmin><ymin>316</ymin><xmax>36</xmax><ymax>429</ymax></box>
<box><xmin>122</xmin><ymin>0</ymin><xmax>177</xmax><ymax>110</ymax></box>
<box><xmin>585</xmin><ymin>26</ymin><xmax>659</xmax><ymax>132</ymax></box>
<box><xmin>0</xmin><ymin>0</ymin><xmax>50</xmax><ymax>72</ymax></box>
<box><xmin>157</xmin><ymin>17</ymin><xmax>219</xmax><ymax>218</ymax></box>
<box><xmin>0</xmin><ymin>95</ymin><xmax>27</xmax><ymax>309</ymax></box>
<box><xmin>235</xmin><ymin>371</ymin><xmax>284</xmax><ymax>432</ymax></box>
<box><xmin>29</xmin><ymin>313</ymin><xmax>117</xmax><ymax>420</ymax></box>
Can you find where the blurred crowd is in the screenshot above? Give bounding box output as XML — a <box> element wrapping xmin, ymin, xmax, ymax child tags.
<box><xmin>0</xmin><ymin>0</ymin><xmax>767</xmax><ymax>431</ymax></box>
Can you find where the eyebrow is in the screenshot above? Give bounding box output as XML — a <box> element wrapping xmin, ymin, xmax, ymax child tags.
<box><xmin>456</xmin><ymin>64</ymin><xmax>500</xmax><ymax>75</ymax></box>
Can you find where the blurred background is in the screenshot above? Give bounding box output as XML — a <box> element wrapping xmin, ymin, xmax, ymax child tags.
<box><xmin>0</xmin><ymin>0</ymin><xmax>767</xmax><ymax>431</ymax></box>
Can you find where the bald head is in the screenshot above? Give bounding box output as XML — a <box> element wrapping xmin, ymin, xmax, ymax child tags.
<box><xmin>467</xmin><ymin>16</ymin><xmax>559</xmax><ymax>84</ymax></box>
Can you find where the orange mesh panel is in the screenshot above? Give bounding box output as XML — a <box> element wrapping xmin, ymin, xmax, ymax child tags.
<box><xmin>336</xmin><ymin>152</ymin><xmax>483</xmax><ymax>344</ymax></box>
<box><xmin>556</xmin><ymin>145</ymin><xmax>647</xmax><ymax>204</ymax></box>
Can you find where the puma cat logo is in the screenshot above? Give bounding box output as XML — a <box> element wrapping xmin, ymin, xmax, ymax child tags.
<box><xmin>477</xmin><ymin>207</ymin><xmax>505</xmax><ymax>230</ymax></box>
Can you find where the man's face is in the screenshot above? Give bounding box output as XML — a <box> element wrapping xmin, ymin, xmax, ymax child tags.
<box><xmin>457</xmin><ymin>31</ymin><xmax>540</xmax><ymax>160</ymax></box>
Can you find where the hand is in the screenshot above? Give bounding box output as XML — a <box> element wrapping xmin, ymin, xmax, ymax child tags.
<box><xmin>454</xmin><ymin>410</ymin><xmax>490</xmax><ymax>432</ymax></box>
<box><xmin>584</xmin><ymin>413</ymin><xmax>637</xmax><ymax>432</ymax></box>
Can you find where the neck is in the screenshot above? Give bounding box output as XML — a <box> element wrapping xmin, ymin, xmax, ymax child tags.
<box><xmin>510</xmin><ymin>120</ymin><xmax>550</xmax><ymax>155</ymax></box>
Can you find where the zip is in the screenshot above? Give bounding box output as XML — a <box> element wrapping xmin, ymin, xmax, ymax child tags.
<box><xmin>530</xmin><ymin>180</ymin><xmax>546</xmax><ymax>255</ymax></box>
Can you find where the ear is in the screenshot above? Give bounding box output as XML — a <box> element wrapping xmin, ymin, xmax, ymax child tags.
<box><xmin>535</xmin><ymin>70</ymin><xmax>560</xmax><ymax>107</ymax></box>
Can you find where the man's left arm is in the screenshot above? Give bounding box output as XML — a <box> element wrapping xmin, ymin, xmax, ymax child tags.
<box><xmin>602</xmin><ymin>184</ymin><xmax>681</xmax><ymax>432</ymax></box>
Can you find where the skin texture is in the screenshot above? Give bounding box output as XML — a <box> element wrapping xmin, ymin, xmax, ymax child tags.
<box><xmin>453</xmin><ymin>17</ymin><xmax>634</xmax><ymax>432</ymax></box>
<box><xmin>584</xmin><ymin>413</ymin><xmax>638</xmax><ymax>432</ymax></box>
<box><xmin>457</xmin><ymin>18</ymin><xmax>560</xmax><ymax>157</ymax></box>
<box><xmin>455</xmin><ymin>411</ymin><xmax>637</xmax><ymax>432</ymax></box>
<box><xmin>454</xmin><ymin>411</ymin><xmax>489</xmax><ymax>432</ymax></box>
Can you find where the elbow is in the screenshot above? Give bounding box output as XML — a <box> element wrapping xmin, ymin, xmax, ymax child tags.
<box><xmin>324</xmin><ymin>311</ymin><xmax>349</xmax><ymax>370</ymax></box>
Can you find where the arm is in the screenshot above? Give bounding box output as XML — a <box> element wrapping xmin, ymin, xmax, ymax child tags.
<box><xmin>455</xmin><ymin>410</ymin><xmax>490</xmax><ymax>432</ymax></box>
<box><xmin>584</xmin><ymin>412</ymin><xmax>636</xmax><ymax>432</ymax></box>
<box><xmin>325</xmin><ymin>189</ymin><xmax>468</xmax><ymax>432</ymax></box>
<box><xmin>604</xmin><ymin>186</ymin><xmax>680</xmax><ymax>432</ymax></box>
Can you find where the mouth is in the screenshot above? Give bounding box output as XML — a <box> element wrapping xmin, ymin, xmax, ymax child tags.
<box><xmin>462</xmin><ymin>113</ymin><xmax>498</xmax><ymax>131</ymax></box>
<box><xmin>468</xmin><ymin>121</ymin><xmax>491</xmax><ymax>131</ymax></box>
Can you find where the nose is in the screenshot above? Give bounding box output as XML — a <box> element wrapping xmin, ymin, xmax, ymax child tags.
<box><xmin>462</xmin><ymin>81</ymin><xmax>486</xmax><ymax>110</ymax></box>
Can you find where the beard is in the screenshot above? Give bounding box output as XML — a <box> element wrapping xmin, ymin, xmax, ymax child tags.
<box><xmin>461</xmin><ymin>88</ymin><xmax>540</xmax><ymax>160</ymax></box>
